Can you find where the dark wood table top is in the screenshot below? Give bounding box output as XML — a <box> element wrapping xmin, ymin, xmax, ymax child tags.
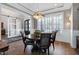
<box><xmin>31</xmin><ymin>32</ymin><xmax>52</xmax><ymax>41</ymax></box>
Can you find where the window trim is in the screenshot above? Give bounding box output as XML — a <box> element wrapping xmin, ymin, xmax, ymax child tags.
<box><xmin>37</xmin><ymin>12</ymin><xmax>64</xmax><ymax>32</ymax></box>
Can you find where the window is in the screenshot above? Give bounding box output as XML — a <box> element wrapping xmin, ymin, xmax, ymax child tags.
<box><xmin>8</xmin><ymin>17</ymin><xmax>22</xmax><ymax>38</ymax></box>
<box><xmin>24</xmin><ymin>19</ymin><xmax>30</xmax><ymax>31</ymax></box>
<box><xmin>37</xmin><ymin>13</ymin><xmax>63</xmax><ymax>32</ymax></box>
<box><xmin>53</xmin><ymin>14</ymin><xmax>63</xmax><ymax>31</ymax></box>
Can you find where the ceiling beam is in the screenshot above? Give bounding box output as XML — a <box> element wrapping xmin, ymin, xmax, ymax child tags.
<box><xmin>2</xmin><ymin>3</ymin><xmax>32</xmax><ymax>16</ymax></box>
<box><xmin>18</xmin><ymin>3</ymin><xmax>35</xmax><ymax>13</ymax></box>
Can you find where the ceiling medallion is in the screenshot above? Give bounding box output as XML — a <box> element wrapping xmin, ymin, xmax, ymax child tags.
<box><xmin>33</xmin><ymin>11</ymin><xmax>44</xmax><ymax>20</ymax></box>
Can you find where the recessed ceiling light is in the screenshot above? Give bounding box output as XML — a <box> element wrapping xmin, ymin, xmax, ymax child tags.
<box><xmin>36</xmin><ymin>8</ymin><xmax>39</xmax><ymax>11</ymax></box>
<box><xmin>54</xmin><ymin>3</ymin><xmax>58</xmax><ymax>6</ymax></box>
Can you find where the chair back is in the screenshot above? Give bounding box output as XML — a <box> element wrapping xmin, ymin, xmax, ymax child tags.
<box><xmin>24</xmin><ymin>31</ymin><xmax>30</xmax><ymax>35</ymax></box>
<box><xmin>40</xmin><ymin>33</ymin><xmax>51</xmax><ymax>48</ymax></box>
<box><xmin>51</xmin><ymin>31</ymin><xmax>58</xmax><ymax>43</ymax></box>
<box><xmin>34</xmin><ymin>30</ymin><xmax>41</xmax><ymax>39</ymax></box>
<box><xmin>20</xmin><ymin>31</ymin><xmax>26</xmax><ymax>44</ymax></box>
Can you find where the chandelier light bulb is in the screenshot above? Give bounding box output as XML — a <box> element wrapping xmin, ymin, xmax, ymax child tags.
<box><xmin>33</xmin><ymin>11</ymin><xmax>44</xmax><ymax>20</ymax></box>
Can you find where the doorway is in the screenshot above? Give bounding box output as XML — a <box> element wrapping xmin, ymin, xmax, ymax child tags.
<box><xmin>1</xmin><ymin>15</ymin><xmax>23</xmax><ymax>43</ymax></box>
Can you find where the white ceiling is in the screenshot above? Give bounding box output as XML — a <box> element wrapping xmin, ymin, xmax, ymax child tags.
<box><xmin>21</xmin><ymin>3</ymin><xmax>63</xmax><ymax>11</ymax></box>
<box><xmin>1</xmin><ymin>3</ymin><xmax>72</xmax><ymax>16</ymax></box>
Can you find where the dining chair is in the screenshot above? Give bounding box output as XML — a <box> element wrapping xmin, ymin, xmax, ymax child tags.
<box><xmin>50</xmin><ymin>31</ymin><xmax>58</xmax><ymax>50</ymax></box>
<box><xmin>20</xmin><ymin>31</ymin><xmax>34</xmax><ymax>52</ymax></box>
<box><xmin>38</xmin><ymin>33</ymin><xmax>51</xmax><ymax>55</ymax></box>
<box><xmin>24</xmin><ymin>30</ymin><xmax>30</xmax><ymax>35</ymax></box>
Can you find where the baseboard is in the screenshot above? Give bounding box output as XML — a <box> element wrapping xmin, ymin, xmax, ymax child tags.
<box><xmin>55</xmin><ymin>40</ymin><xmax>70</xmax><ymax>45</ymax></box>
<box><xmin>7</xmin><ymin>36</ymin><xmax>21</xmax><ymax>39</ymax></box>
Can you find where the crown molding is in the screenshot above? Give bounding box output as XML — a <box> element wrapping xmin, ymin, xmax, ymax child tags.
<box><xmin>17</xmin><ymin>3</ymin><xmax>64</xmax><ymax>13</ymax></box>
<box><xmin>44</xmin><ymin>8</ymin><xmax>71</xmax><ymax>15</ymax></box>
<box><xmin>1</xmin><ymin>3</ymin><xmax>71</xmax><ymax>16</ymax></box>
<box><xmin>18</xmin><ymin>3</ymin><xmax>35</xmax><ymax>13</ymax></box>
<box><xmin>2</xmin><ymin>3</ymin><xmax>32</xmax><ymax>16</ymax></box>
<box><xmin>41</xmin><ymin>5</ymin><xmax>64</xmax><ymax>12</ymax></box>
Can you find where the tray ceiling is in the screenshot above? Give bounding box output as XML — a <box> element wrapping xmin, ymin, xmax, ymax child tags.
<box><xmin>1</xmin><ymin>3</ymin><xmax>72</xmax><ymax>16</ymax></box>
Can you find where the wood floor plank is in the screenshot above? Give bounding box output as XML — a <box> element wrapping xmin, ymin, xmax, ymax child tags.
<box><xmin>3</xmin><ymin>40</ymin><xmax>77</xmax><ymax>55</ymax></box>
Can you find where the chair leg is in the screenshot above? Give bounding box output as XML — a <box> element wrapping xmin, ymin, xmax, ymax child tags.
<box><xmin>39</xmin><ymin>49</ymin><xmax>41</xmax><ymax>55</ymax></box>
<box><xmin>53</xmin><ymin>43</ymin><xmax>55</xmax><ymax>51</ymax></box>
<box><xmin>44</xmin><ymin>49</ymin><xmax>46</xmax><ymax>53</ymax></box>
<box><xmin>48</xmin><ymin>48</ymin><xmax>49</xmax><ymax>55</ymax></box>
<box><xmin>39</xmin><ymin>50</ymin><xmax>40</xmax><ymax>55</ymax></box>
<box><xmin>24</xmin><ymin>45</ymin><xmax>27</xmax><ymax>52</ymax></box>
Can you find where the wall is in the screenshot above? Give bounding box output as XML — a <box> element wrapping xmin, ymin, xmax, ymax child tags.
<box><xmin>0</xmin><ymin>5</ymin><xmax>31</xmax><ymax>38</ymax></box>
<box><xmin>56</xmin><ymin>9</ymin><xmax>71</xmax><ymax>43</ymax></box>
<box><xmin>0</xmin><ymin>22</ymin><xmax>1</xmax><ymax>40</ymax></box>
<box><xmin>22</xmin><ymin>16</ymin><xmax>35</xmax><ymax>38</ymax></box>
<box><xmin>0</xmin><ymin>4</ymin><xmax>1</xmax><ymax>40</ymax></box>
<box><xmin>71</xmin><ymin>3</ymin><xmax>79</xmax><ymax>48</ymax></box>
<box><xmin>33</xmin><ymin>9</ymin><xmax>72</xmax><ymax>43</ymax></box>
<box><xmin>64</xmin><ymin>9</ymin><xmax>71</xmax><ymax>30</ymax></box>
<box><xmin>0</xmin><ymin>16</ymin><xmax>8</xmax><ymax>35</ymax></box>
<box><xmin>45</xmin><ymin>9</ymin><xmax>71</xmax><ymax>44</ymax></box>
<box><xmin>0</xmin><ymin>7</ymin><xmax>24</xmax><ymax>35</ymax></box>
<box><xmin>30</xmin><ymin>18</ymin><xmax>35</xmax><ymax>34</ymax></box>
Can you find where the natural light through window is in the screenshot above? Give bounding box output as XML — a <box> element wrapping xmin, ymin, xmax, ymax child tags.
<box><xmin>37</xmin><ymin>13</ymin><xmax>64</xmax><ymax>33</ymax></box>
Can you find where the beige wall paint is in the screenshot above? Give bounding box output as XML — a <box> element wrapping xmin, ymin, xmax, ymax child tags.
<box><xmin>64</xmin><ymin>9</ymin><xmax>71</xmax><ymax>30</ymax></box>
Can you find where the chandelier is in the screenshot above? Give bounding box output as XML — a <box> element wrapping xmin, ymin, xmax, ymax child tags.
<box><xmin>33</xmin><ymin>11</ymin><xmax>44</xmax><ymax>20</ymax></box>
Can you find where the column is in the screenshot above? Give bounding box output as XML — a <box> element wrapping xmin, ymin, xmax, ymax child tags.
<box><xmin>71</xmin><ymin>3</ymin><xmax>79</xmax><ymax>48</ymax></box>
<box><xmin>0</xmin><ymin>22</ymin><xmax>1</xmax><ymax>40</ymax></box>
<box><xmin>0</xmin><ymin>4</ymin><xmax>1</xmax><ymax>40</ymax></box>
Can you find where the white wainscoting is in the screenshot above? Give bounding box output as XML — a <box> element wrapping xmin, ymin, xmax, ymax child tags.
<box><xmin>56</xmin><ymin>29</ymin><xmax>79</xmax><ymax>48</ymax></box>
<box><xmin>71</xmin><ymin>30</ymin><xmax>79</xmax><ymax>48</ymax></box>
<box><xmin>56</xmin><ymin>29</ymin><xmax>71</xmax><ymax>44</ymax></box>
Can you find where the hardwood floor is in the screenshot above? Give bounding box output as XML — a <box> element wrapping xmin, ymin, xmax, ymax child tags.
<box><xmin>3</xmin><ymin>40</ymin><xmax>77</xmax><ymax>55</ymax></box>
